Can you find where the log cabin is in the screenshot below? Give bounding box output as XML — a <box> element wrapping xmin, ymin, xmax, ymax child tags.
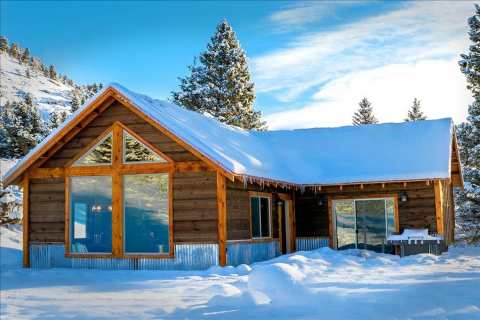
<box><xmin>3</xmin><ymin>83</ymin><xmax>463</xmax><ymax>269</ymax></box>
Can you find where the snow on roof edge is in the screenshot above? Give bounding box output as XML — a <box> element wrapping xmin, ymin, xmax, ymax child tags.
<box><xmin>3</xmin><ymin>83</ymin><xmax>457</xmax><ymax>187</ymax></box>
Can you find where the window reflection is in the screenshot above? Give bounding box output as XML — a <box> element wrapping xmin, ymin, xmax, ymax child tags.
<box><xmin>123</xmin><ymin>174</ymin><xmax>170</xmax><ymax>254</ymax></box>
<box><xmin>70</xmin><ymin>176</ymin><xmax>112</xmax><ymax>253</ymax></box>
<box><xmin>74</xmin><ymin>134</ymin><xmax>112</xmax><ymax>166</ymax></box>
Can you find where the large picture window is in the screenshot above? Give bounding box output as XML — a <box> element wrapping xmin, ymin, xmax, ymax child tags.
<box><xmin>70</xmin><ymin>176</ymin><xmax>112</xmax><ymax>253</ymax></box>
<box><xmin>68</xmin><ymin>122</ymin><xmax>173</xmax><ymax>257</ymax></box>
<box><xmin>250</xmin><ymin>195</ymin><xmax>271</xmax><ymax>238</ymax></box>
<box><xmin>124</xmin><ymin>174</ymin><xmax>169</xmax><ymax>254</ymax></box>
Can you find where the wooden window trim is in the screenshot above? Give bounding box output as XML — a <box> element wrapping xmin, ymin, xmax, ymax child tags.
<box><xmin>64</xmin><ymin>121</ymin><xmax>174</xmax><ymax>259</ymax></box>
<box><xmin>328</xmin><ymin>193</ymin><xmax>400</xmax><ymax>249</ymax></box>
<box><xmin>65</xmin><ymin>125</ymin><xmax>114</xmax><ymax>168</ymax></box>
<box><xmin>248</xmin><ymin>191</ymin><xmax>273</xmax><ymax>240</ymax></box>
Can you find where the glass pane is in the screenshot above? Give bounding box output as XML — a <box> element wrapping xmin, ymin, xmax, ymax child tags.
<box><xmin>356</xmin><ymin>199</ymin><xmax>386</xmax><ymax>251</ymax></box>
<box><xmin>334</xmin><ymin>200</ymin><xmax>356</xmax><ymax>249</ymax></box>
<box><xmin>123</xmin><ymin>131</ymin><xmax>167</xmax><ymax>163</ymax></box>
<box><xmin>124</xmin><ymin>174</ymin><xmax>170</xmax><ymax>254</ymax></box>
<box><xmin>260</xmin><ymin>197</ymin><xmax>270</xmax><ymax>237</ymax></box>
<box><xmin>386</xmin><ymin>198</ymin><xmax>395</xmax><ymax>237</ymax></box>
<box><xmin>74</xmin><ymin>134</ymin><xmax>112</xmax><ymax>166</ymax></box>
<box><xmin>70</xmin><ymin>176</ymin><xmax>112</xmax><ymax>253</ymax></box>
<box><xmin>251</xmin><ymin>197</ymin><xmax>260</xmax><ymax>238</ymax></box>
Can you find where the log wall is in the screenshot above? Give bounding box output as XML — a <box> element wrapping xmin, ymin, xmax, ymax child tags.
<box><xmin>29</xmin><ymin>178</ymin><xmax>65</xmax><ymax>242</ymax></box>
<box><xmin>295</xmin><ymin>182</ymin><xmax>438</xmax><ymax>238</ymax></box>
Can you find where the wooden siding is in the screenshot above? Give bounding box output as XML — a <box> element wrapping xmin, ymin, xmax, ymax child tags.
<box><xmin>442</xmin><ymin>180</ymin><xmax>455</xmax><ymax>245</ymax></box>
<box><xmin>295</xmin><ymin>182</ymin><xmax>438</xmax><ymax>238</ymax></box>
<box><xmin>226</xmin><ymin>180</ymin><xmax>281</xmax><ymax>240</ymax></box>
<box><xmin>41</xmin><ymin>102</ymin><xmax>198</xmax><ymax>168</ymax></box>
<box><xmin>173</xmin><ymin>171</ymin><xmax>218</xmax><ymax>243</ymax></box>
<box><xmin>29</xmin><ymin>178</ymin><xmax>65</xmax><ymax>243</ymax></box>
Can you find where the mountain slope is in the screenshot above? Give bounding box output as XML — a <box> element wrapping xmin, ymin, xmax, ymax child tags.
<box><xmin>0</xmin><ymin>52</ymin><xmax>75</xmax><ymax>119</ymax></box>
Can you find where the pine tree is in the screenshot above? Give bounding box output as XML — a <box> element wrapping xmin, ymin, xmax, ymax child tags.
<box><xmin>48</xmin><ymin>109</ymin><xmax>69</xmax><ymax>130</ymax></box>
<box><xmin>172</xmin><ymin>20</ymin><xmax>265</xmax><ymax>130</ymax></box>
<box><xmin>25</xmin><ymin>69</ymin><xmax>31</xmax><ymax>78</ymax></box>
<box><xmin>20</xmin><ymin>48</ymin><xmax>30</xmax><ymax>64</ymax></box>
<box><xmin>352</xmin><ymin>97</ymin><xmax>378</xmax><ymax>125</ymax></box>
<box><xmin>457</xmin><ymin>4</ymin><xmax>480</xmax><ymax>243</ymax></box>
<box><xmin>70</xmin><ymin>94</ymin><xmax>80</xmax><ymax>113</ymax></box>
<box><xmin>0</xmin><ymin>36</ymin><xmax>8</xmax><ymax>53</ymax></box>
<box><xmin>49</xmin><ymin>65</ymin><xmax>57</xmax><ymax>80</ymax></box>
<box><xmin>405</xmin><ymin>98</ymin><xmax>427</xmax><ymax>121</ymax></box>
<box><xmin>0</xmin><ymin>95</ymin><xmax>47</xmax><ymax>158</ymax></box>
<box><xmin>9</xmin><ymin>43</ymin><xmax>19</xmax><ymax>59</ymax></box>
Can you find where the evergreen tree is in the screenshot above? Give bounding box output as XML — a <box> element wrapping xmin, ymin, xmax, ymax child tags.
<box><xmin>48</xmin><ymin>109</ymin><xmax>69</xmax><ymax>130</ymax></box>
<box><xmin>0</xmin><ymin>36</ymin><xmax>8</xmax><ymax>53</ymax></box>
<box><xmin>457</xmin><ymin>4</ymin><xmax>480</xmax><ymax>243</ymax></box>
<box><xmin>9</xmin><ymin>43</ymin><xmax>19</xmax><ymax>59</ymax></box>
<box><xmin>70</xmin><ymin>94</ymin><xmax>80</xmax><ymax>113</ymax></box>
<box><xmin>172</xmin><ymin>20</ymin><xmax>265</xmax><ymax>130</ymax></box>
<box><xmin>49</xmin><ymin>65</ymin><xmax>57</xmax><ymax>80</ymax></box>
<box><xmin>25</xmin><ymin>69</ymin><xmax>31</xmax><ymax>78</ymax></box>
<box><xmin>405</xmin><ymin>98</ymin><xmax>427</xmax><ymax>121</ymax></box>
<box><xmin>0</xmin><ymin>95</ymin><xmax>47</xmax><ymax>158</ymax></box>
<box><xmin>20</xmin><ymin>48</ymin><xmax>30</xmax><ymax>64</ymax></box>
<box><xmin>352</xmin><ymin>97</ymin><xmax>378</xmax><ymax>125</ymax></box>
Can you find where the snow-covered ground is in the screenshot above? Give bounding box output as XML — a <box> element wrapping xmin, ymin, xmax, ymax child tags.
<box><xmin>1</xmin><ymin>225</ymin><xmax>480</xmax><ymax>320</ymax></box>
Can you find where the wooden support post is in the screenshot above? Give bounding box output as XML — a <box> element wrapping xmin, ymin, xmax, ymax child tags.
<box><xmin>22</xmin><ymin>174</ymin><xmax>30</xmax><ymax>268</ymax></box>
<box><xmin>112</xmin><ymin>124</ymin><xmax>123</xmax><ymax>257</ymax></box>
<box><xmin>22</xmin><ymin>175</ymin><xmax>30</xmax><ymax>268</ymax></box>
<box><xmin>290</xmin><ymin>193</ymin><xmax>297</xmax><ymax>252</ymax></box>
<box><xmin>216</xmin><ymin>172</ymin><xmax>227</xmax><ymax>266</ymax></box>
<box><xmin>277</xmin><ymin>200</ymin><xmax>283</xmax><ymax>254</ymax></box>
<box><xmin>328</xmin><ymin>197</ymin><xmax>334</xmax><ymax>249</ymax></box>
<box><xmin>434</xmin><ymin>180</ymin><xmax>444</xmax><ymax>235</ymax></box>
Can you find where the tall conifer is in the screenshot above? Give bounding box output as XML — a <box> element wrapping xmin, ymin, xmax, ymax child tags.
<box><xmin>172</xmin><ymin>20</ymin><xmax>265</xmax><ymax>130</ymax></box>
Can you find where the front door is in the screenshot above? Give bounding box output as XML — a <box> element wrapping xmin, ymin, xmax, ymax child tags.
<box><xmin>278</xmin><ymin>198</ymin><xmax>293</xmax><ymax>254</ymax></box>
<box><xmin>333</xmin><ymin>197</ymin><xmax>396</xmax><ymax>253</ymax></box>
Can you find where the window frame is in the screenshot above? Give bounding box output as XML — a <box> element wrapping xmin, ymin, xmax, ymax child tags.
<box><xmin>330</xmin><ymin>194</ymin><xmax>399</xmax><ymax>250</ymax></box>
<box><xmin>122</xmin><ymin>128</ymin><xmax>169</xmax><ymax>165</ymax></box>
<box><xmin>122</xmin><ymin>173</ymin><xmax>171</xmax><ymax>257</ymax></box>
<box><xmin>249</xmin><ymin>192</ymin><xmax>273</xmax><ymax>240</ymax></box>
<box><xmin>65</xmin><ymin>121</ymin><xmax>174</xmax><ymax>259</ymax></box>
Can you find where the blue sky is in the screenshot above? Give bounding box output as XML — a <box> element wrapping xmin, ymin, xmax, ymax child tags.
<box><xmin>0</xmin><ymin>1</ymin><xmax>474</xmax><ymax>128</ymax></box>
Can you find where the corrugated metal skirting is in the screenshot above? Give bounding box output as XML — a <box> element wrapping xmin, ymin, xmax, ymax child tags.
<box><xmin>226</xmin><ymin>240</ymin><xmax>280</xmax><ymax>266</ymax></box>
<box><xmin>296</xmin><ymin>237</ymin><xmax>329</xmax><ymax>251</ymax></box>
<box><xmin>29</xmin><ymin>243</ymin><xmax>218</xmax><ymax>270</ymax></box>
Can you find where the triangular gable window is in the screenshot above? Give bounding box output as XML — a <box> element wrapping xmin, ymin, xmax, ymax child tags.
<box><xmin>123</xmin><ymin>131</ymin><xmax>167</xmax><ymax>163</ymax></box>
<box><xmin>73</xmin><ymin>133</ymin><xmax>113</xmax><ymax>166</ymax></box>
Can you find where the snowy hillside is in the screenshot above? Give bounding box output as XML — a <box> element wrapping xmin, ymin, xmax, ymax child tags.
<box><xmin>0</xmin><ymin>52</ymin><xmax>73</xmax><ymax>119</ymax></box>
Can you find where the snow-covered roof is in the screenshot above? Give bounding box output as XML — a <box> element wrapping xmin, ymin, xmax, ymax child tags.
<box><xmin>4</xmin><ymin>83</ymin><xmax>457</xmax><ymax>186</ymax></box>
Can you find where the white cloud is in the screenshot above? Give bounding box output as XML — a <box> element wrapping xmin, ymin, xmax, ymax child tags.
<box><xmin>265</xmin><ymin>59</ymin><xmax>471</xmax><ymax>129</ymax></box>
<box><xmin>253</xmin><ymin>2</ymin><xmax>472</xmax><ymax>102</ymax></box>
<box><xmin>268</xmin><ymin>2</ymin><xmax>358</xmax><ymax>30</ymax></box>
